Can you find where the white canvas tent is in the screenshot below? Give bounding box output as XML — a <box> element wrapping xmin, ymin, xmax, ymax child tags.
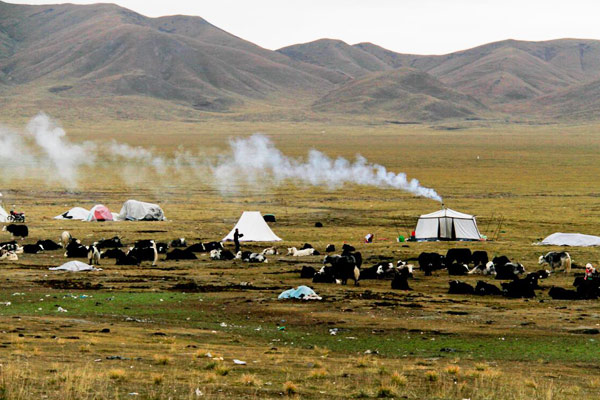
<box><xmin>414</xmin><ymin>208</ymin><xmax>482</xmax><ymax>241</ymax></box>
<box><xmin>223</xmin><ymin>211</ymin><xmax>282</xmax><ymax>242</ymax></box>
<box><xmin>119</xmin><ymin>199</ymin><xmax>165</xmax><ymax>221</ymax></box>
<box><xmin>540</xmin><ymin>233</ymin><xmax>600</xmax><ymax>247</ymax></box>
<box><xmin>54</xmin><ymin>207</ymin><xmax>90</xmax><ymax>220</ymax></box>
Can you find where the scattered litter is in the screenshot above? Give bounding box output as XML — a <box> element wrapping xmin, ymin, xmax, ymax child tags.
<box><xmin>94</xmin><ymin>359</ymin><xmax>101</xmax><ymax>362</ymax></box>
<box><xmin>128</xmin><ymin>393</ymin><xmax>138</xmax><ymax>396</ymax></box>
<box><xmin>11</xmin><ymin>293</ymin><xmax>24</xmax><ymax>296</ymax></box>
<box><xmin>364</xmin><ymin>350</ymin><xmax>379</xmax><ymax>355</ymax></box>
<box><xmin>106</xmin><ymin>356</ymin><xmax>130</xmax><ymax>360</ymax></box>
<box><xmin>278</xmin><ymin>286</ymin><xmax>322</xmax><ymax>300</ymax></box>
<box><xmin>233</xmin><ymin>359</ymin><xmax>246</xmax><ymax>365</ymax></box>
<box><xmin>195</xmin><ymin>388</ymin><xmax>203</xmax><ymax>397</ymax></box>
<box><xmin>346</xmin><ymin>337</ymin><xmax>356</xmax><ymax>340</ymax></box>
<box><xmin>0</xmin><ymin>302</ymin><xmax>11</xmax><ymax>306</ymax></box>
<box><xmin>205</xmin><ymin>352</ymin><xmax>212</xmax><ymax>358</ymax></box>
<box><xmin>220</xmin><ymin>322</ymin><xmax>228</xmax><ymax>327</ymax></box>
<box><xmin>57</xmin><ymin>307</ymin><xmax>68</xmax><ymax>313</ymax></box>
<box><xmin>278</xmin><ymin>326</ymin><xmax>285</xmax><ymax>331</ymax></box>
<box><xmin>329</xmin><ymin>328</ymin><xmax>338</xmax><ymax>336</ymax></box>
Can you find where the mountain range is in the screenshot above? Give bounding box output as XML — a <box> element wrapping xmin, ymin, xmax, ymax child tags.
<box><xmin>1</xmin><ymin>0</ymin><xmax>600</xmax><ymax>122</ymax></box>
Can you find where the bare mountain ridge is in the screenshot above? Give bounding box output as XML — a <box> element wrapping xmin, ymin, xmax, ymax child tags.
<box><xmin>0</xmin><ymin>1</ymin><xmax>346</xmax><ymax>111</ymax></box>
<box><xmin>1</xmin><ymin>1</ymin><xmax>600</xmax><ymax>120</ymax></box>
<box><xmin>313</xmin><ymin>68</ymin><xmax>488</xmax><ymax>121</ymax></box>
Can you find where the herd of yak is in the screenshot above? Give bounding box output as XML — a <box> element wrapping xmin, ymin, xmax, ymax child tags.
<box><xmin>0</xmin><ymin>223</ymin><xmax>599</xmax><ymax>300</ymax></box>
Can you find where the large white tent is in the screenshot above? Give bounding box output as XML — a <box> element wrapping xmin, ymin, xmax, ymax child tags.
<box><xmin>540</xmin><ymin>233</ymin><xmax>600</xmax><ymax>247</ymax></box>
<box><xmin>223</xmin><ymin>211</ymin><xmax>282</xmax><ymax>242</ymax></box>
<box><xmin>54</xmin><ymin>207</ymin><xmax>90</xmax><ymax>220</ymax></box>
<box><xmin>414</xmin><ymin>208</ymin><xmax>482</xmax><ymax>241</ymax></box>
<box><xmin>119</xmin><ymin>199</ymin><xmax>165</xmax><ymax>221</ymax></box>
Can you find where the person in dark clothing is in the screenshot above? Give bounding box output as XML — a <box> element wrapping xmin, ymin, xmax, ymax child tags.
<box><xmin>233</xmin><ymin>228</ymin><xmax>244</xmax><ymax>254</ymax></box>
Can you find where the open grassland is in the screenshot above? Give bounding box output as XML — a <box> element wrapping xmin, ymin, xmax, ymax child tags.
<box><xmin>0</xmin><ymin>119</ymin><xmax>600</xmax><ymax>399</ymax></box>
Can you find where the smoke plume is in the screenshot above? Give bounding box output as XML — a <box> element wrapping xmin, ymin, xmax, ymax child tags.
<box><xmin>212</xmin><ymin>135</ymin><xmax>442</xmax><ymax>202</ymax></box>
<box><xmin>0</xmin><ymin>114</ymin><xmax>442</xmax><ymax>202</ymax></box>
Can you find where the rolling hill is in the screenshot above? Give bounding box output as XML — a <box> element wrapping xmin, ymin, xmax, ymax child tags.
<box><xmin>313</xmin><ymin>68</ymin><xmax>487</xmax><ymax>121</ymax></box>
<box><xmin>1</xmin><ymin>1</ymin><xmax>600</xmax><ymax>121</ymax></box>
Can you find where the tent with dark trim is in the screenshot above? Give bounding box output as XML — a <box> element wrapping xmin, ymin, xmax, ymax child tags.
<box><xmin>414</xmin><ymin>208</ymin><xmax>481</xmax><ymax>241</ymax></box>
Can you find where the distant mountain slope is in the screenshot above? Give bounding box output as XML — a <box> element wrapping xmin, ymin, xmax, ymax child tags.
<box><xmin>313</xmin><ymin>68</ymin><xmax>487</xmax><ymax>121</ymax></box>
<box><xmin>278</xmin><ymin>39</ymin><xmax>392</xmax><ymax>78</ymax></box>
<box><xmin>0</xmin><ymin>1</ymin><xmax>345</xmax><ymax>111</ymax></box>
<box><xmin>355</xmin><ymin>39</ymin><xmax>600</xmax><ymax>105</ymax></box>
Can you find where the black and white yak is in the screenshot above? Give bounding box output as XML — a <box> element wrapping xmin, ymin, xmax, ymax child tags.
<box><xmin>539</xmin><ymin>252</ymin><xmax>571</xmax><ymax>273</ymax></box>
<box><xmin>322</xmin><ymin>253</ymin><xmax>361</xmax><ymax>285</ymax></box>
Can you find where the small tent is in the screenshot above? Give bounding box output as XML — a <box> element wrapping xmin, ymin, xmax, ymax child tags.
<box><xmin>86</xmin><ymin>205</ymin><xmax>114</xmax><ymax>222</ymax></box>
<box><xmin>119</xmin><ymin>199</ymin><xmax>165</xmax><ymax>221</ymax></box>
<box><xmin>540</xmin><ymin>233</ymin><xmax>600</xmax><ymax>247</ymax></box>
<box><xmin>223</xmin><ymin>211</ymin><xmax>282</xmax><ymax>242</ymax></box>
<box><xmin>54</xmin><ymin>207</ymin><xmax>90</xmax><ymax>220</ymax></box>
<box><xmin>414</xmin><ymin>208</ymin><xmax>481</xmax><ymax>241</ymax></box>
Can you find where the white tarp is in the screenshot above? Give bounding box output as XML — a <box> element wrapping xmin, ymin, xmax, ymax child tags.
<box><xmin>540</xmin><ymin>232</ymin><xmax>600</xmax><ymax>247</ymax></box>
<box><xmin>119</xmin><ymin>199</ymin><xmax>165</xmax><ymax>221</ymax></box>
<box><xmin>223</xmin><ymin>211</ymin><xmax>282</xmax><ymax>242</ymax></box>
<box><xmin>49</xmin><ymin>261</ymin><xmax>101</xmax><ymax>271</ymax></box>
<box><xmin>54</xmin><ymin>207</ymin><xmax>90</xmax><ymax>220</ymax></box>
<box><xmin>415</xmin><ymin>208</ymin><xmax>481</xmax><ymax>241</ymax></box>
<box><xmin>0</xmin><ymin>205</ymin><xmax>7</xmax><ymax>223</ymax></box>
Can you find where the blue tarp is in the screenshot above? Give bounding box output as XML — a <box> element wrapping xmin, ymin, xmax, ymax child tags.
<box><xmin>278</xmin><ymin>285</ymin><xmax>319</xmax><ymax>300</ymax></box>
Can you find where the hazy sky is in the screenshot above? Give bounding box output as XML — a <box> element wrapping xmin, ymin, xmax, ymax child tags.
<box><xmin>8</xmin><ymin>0</ymin><xmax>600</xmax><ymax>54</ymax></box>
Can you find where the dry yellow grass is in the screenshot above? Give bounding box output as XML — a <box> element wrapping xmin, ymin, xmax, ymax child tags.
<box><xmin>0</xmin><ymin>118</ymin><xmax>597</xmax><ymax>399</ymax></box>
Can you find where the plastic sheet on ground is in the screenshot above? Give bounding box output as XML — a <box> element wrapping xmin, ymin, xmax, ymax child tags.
<box><xmin>49</xmin><ymin>261</ymin><xmax>102</xmax><ymax>271</ymax></box>
<box><xmin>278</xmin><ymin>285</ymin><xmax>321</xmax><ymax>300</ymax></box>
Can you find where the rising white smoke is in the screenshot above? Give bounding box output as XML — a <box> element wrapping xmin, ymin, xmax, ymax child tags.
<box><xmin>212</xmin><ymin>135</ymin><xmax>443</xmax><ymax>202</ymax></box>
<box><xmin>0</xmin><ymin>114</ymin><xmax>442</xmax><ymax>202</ymax></box>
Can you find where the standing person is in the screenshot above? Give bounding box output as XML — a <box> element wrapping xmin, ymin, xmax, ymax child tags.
<box><xmin>234</xmin><ymin>228</ymin><xmax>244</xmax><ymax>254</ymax></box>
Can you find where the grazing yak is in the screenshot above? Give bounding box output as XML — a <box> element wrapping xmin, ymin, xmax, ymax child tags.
<box><xmin>170</xmin><ymin>238</ymin><xmax>187</xmax><ymax>248</ymax></box>
<box><xmin>549</xmin><ymin>287</ymin><xmax>580</xmax><ymax>300</ymax></box>
<box><xmin>573</xmin><ymin>277</ymin><xmax>600</xmax><ymax>299</ymax></box>
<box><xmin>235</xmin><ymin>251</ymin><xmax>267</xmax><ymax>263</ymax></box>
<box><xmin>312</xmin><ymin>266</ymin><xmax>336</xmax><ymax>283</ymax></box>
<box><xmin>448</xmin><ymin>262</ymin><xmax>470</xmax><ymax>276</ymax></box>
<box><xmin>475</xmin><ymin>281</ymin><xmax>502</xmax><ymax>296</ymax></box>
<box><xmin>156</xmin><ymin>242</ymin><xmax>169</xmax><ymax>254</ymax></box>
<box><xmin>287</xmin><ymin>247</ymin><xmax>315</xmax><ymax>257</ymax></box>
<box><xmin>446</xmin><ymin>248</ymin><xmax>472</xmax><ymax>266</ymax></box>
<box><xmin>0</xmin><ymin>240</ymin><xmax>19</xmax><ymax>252</ymax></box>
<box><xmin>341</xmin><ymin>244</ymin><xmax>356</xmax><ymax>253</ymax></box>
<box><xmin>116</xmin><ymin>252</ymin><xmax>139</xmax><ymax>265</ymax></box>
<box><xmin>492</xmin><ymin>255</ymin><xmax>511</xmax><ymax>268</ymax></box>
<box><xmin>37</xmin><ymin>239</ymin><xmax>61</xmax><ymax>251</ymax></box>
<box><xmin>391</xmin><ymin>268</ymin><xmax>412</xmax><ymax>290</ymax></box>
<box><xmin>469</xmin><ymin>261</ymin><xmax>495</xmax><ymax>275</ymax></box>
<box><xmin>166</xmin><ymin>248</ymin><xmax>197</xmax><ymax>260</ymax></box>
<box><xmin>494</xmin><ymin>263</ymin><xmax>526</xmax><ymax>280</ymax></box>
<box><xmin>501</xmin><ymin>277</ymin><xmax>536</xmax><ymax>298</ymax></box>
<box><xmin>361</xmin><ymin>262</ymin><xmax>391</xmax><ymax>280</ymax></box>
<box><xmin>60</xmin><ymin>231</ymin><xmax>72</xmax><ymax>248</ymax></box>
<box><xmin>323</xmin><ymin>253</ymin><xmax>361</xmax><ymax>285</ymax></box>
<box><xmin>210</xmin><ymin>249</ymin><xmax>235</xmax><ymax>260</ymax></box>
<box><xmin>261</xmin><ymin>247</ymin><xmax>278</xmax><ymax>255</ymax></box>
<box><xmin>0</xmin><ymin>249</ymin><xmax>18</xmax><ymax>261</ymax></box>
<box><xmin>448</xmin><ymin>280</ymin><xmax>475</xmax><ymax>295</ymax></box>
<box><xmin>128</xmin><ymin>240</ymin><xmax>158</xmax><ymax>266</ymax></box>
<box><xmin>325</xmin><ymin>244</ymin><xmax>336</xmax><ymax>253</ymax></box>
<box><xmin>102</xmin><ymin>248</ymin><xmax>126</xmax><ymax>259</ymax></box>
<box><xmin>539</xmin><ymin>252</ymin><xmax>571</xmax><ymax>273</ymax></box>
<box><xmin>65</xmin><ymin>239</ymin><xmax>88</xmax><ymax>258</ymax></box>
<box><xmin>95</xmin><ymin>237</ymin><xmax>123</xmax><ymax>249</ymax></box>
<box><xmin>3</xmin><ymin>224</ymin><xmax>28</xmax><ymax>240</ymax></box>
<box><xmin>471</xmin><ymin>251</ymin><xmax>489</xmax><ymax>268</ymax></box>
<box><xmin>300</xmin><ymin>266</ymin><xmax>316</xmax><ymax>278</ymax></box>
<box><xmin>23</xmin><ymin>244</ymin><xmax>44</xmax><ymax>254</ymax></box>
<box><xmin>88</xmin><ymin>245</ymin><xmax>101</xmax><ymax>266</ymax></box>
<box><xmin>418</xmin><ymin>252</ymin><xmax>445</xmax><ymax>276</ymax></box>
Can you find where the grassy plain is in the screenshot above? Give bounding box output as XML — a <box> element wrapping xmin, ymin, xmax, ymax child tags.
<box><xmin>0</xmin><ymin>117</ymin><xmax>600</xmax><ymax>399</ymax></box>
